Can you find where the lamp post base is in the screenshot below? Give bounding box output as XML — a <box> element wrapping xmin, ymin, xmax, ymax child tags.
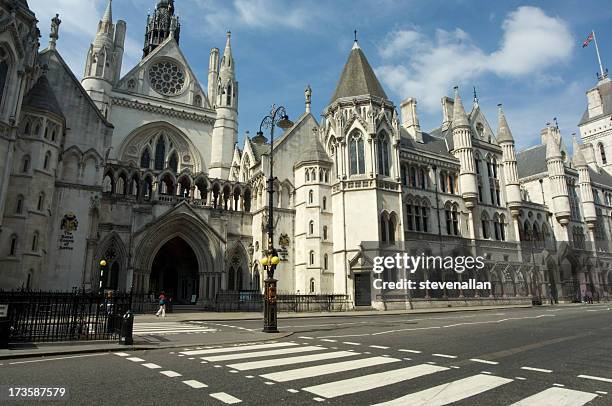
<box><xmin>263</xmin><ymin>278</ymin><xmax>278</xmax><ymax>333</ymax></box>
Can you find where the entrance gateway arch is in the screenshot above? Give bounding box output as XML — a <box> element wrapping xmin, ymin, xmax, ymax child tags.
<box><xmin>132</xmin><ymin>207</ymin><xmax>225</xmax><ymax>305</ymax></box>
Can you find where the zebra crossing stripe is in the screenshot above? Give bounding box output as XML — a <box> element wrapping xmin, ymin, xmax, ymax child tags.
<box><xmin>372</xmin><ymin>374</ymin><xmax>512</xmax><ymax>406</ymax></box>
<box><xmin>509</xmin><ymin>387</ymin><xmax>597</xmax><ymax>406</ymax></box>
<box><xmin>134</xmin><ymin>328</ymin><xmax>217</xmax><ymax>335</ymax></box>
<box><xmin>180</xmin><ymin>342</ymin><xmax>297</xmax><ymax>356</ymax></box>
<box><xmin>260</xmin><ymin>356</ymin><xmax>401</xmax><ymax>382</ymax></box>
<box><xmin>227</xmin><ymin>351</ymin><xmax>358</xmax><ymax>371</ymax></box>
<box><xmin>209</xmin><ymin>392</ymin><xmax>242</xmax><ymax>404</ymax></box>
<box><xmin>303</xmin><ymin>364</ymin><xmax>448</xmax><ymax>399</ymax></box>
<box><xmin>200</xmin><ymin>346</ymin><xmax>325</xmax><ymax>362</ymax></box>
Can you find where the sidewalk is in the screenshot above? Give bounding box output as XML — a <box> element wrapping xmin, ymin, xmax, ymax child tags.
<box><xmin>135</xmin><ymin>303</ymin><xmax>535</xmax><ymax>323</ymax></box>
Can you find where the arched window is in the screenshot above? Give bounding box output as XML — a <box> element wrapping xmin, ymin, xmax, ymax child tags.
<box><xmin>31</xmin><ymin>231</ymin><xmax>39</xmax><ymax>252</ymax></box>
<box><xmin>168</xmin><ymin>152</ymin><xmax>178</xmax><ymax>172</ymax></box>
<box><xmin>474</xmin><ymin>153</ymin><xmax>481</xmax><ymax>175</ymax></box>
<box><xmin>401</xmin><ymin>166</ymin><xmax>407</xmax><ymax>185</ymax></box>
<box><xmin>324</xmin><ymin>254</ymin><xmax>328</xmax><ymax>270</ymax></box>
<box><xmin>322</xmin><ymin>197</ymin><xmax>327</xmax><ymax>210</ymax></box>
<box><xmin>9</xmin><ymin>235</ymin><xmax>17</xmax><ymax>256</ymax></box>
<box><xmin>308</xmin><ymin>190</ymin><xmax>314</xmax><ymax>204</ymax></box>
<box><xmin>143</xmin><ymin>177</ymin><xmax>153</xmax><ymax>200</ymax></box>
<box><xmin>419</xmin><ymin>168</ymin><xmax>427</xmax><ymax>189</ymax></box>
<box><xmin>309</xmin><ymin>220</ymin><xmax>315</xmax><ymax>235</ymax></box>
<box><xmin>26</xmin><ymin>270</ymin><xmax>32</xmax><ymax>289</ymax></box>
<box><xmin>349</xmin><ymin>132</ymin><xmax>365</xmax><ymax>175</ymax></box>
<box><xmin>309</xmin><ymin>250</ymin><xmax>315</xmax><ymax>266</ymax></box>
<box><xmin>599</xmin><ymin>143</ymin><xmax>607</xmax><ymax>165</ymax></box>
<box><xmin>0</xmin><ymin>58</ymin><xmax>9</xmax><ymax>105</ymax></box>
<box><xmin>481</xmin><ymin>212</ymin><xmax>490</xmax><ymax>239</ymax></box>
<box><xmin>380</xmin><ymin>215</ymin><xmax>388</xmax><ymax>243</ymax></box>
<box><xmin>440</xmin><ymin>172</ymin><xmax>447</xmax><ymax>193</ymax></box>
<box><xmin>309</xmin><ymin>278</ymin><xmax>315</xmax><ymax>293</ymax></box>
<box><xmin>15</xmin><ymin>194</ymin><xmax>23</xmax><ymax>214</ymax></box>
<box><xmin>103</xmin><ymin>173</ymin><xmax>114</xmax><ymax>193</ymax></box>
<box><xmin>140</xmin><ymin>148</ymin><xmax>151</xmax><ymax>169</ymax></box>
<box><xmin>194</xmin><ymin>95</ymin><xmax>202</xmax><ymax>107</ymax></box>
<box><xmin>51</xmin><ymin>130</ymin><xmax>57</xmax><ymax>142</ymax></box>
<box><xmin>154</xmin><ymin>136</ymin><xmax>166</xmax><ymax>170</ymax></box>
<box><xmin>305</xmin><ymin>170</ymin><xmax>310</xmax><ymax>182</ymax></box>
<box><xmin>409</xmin><ymin>167</ymin><xmax>417</xmax><ymax>187</ymax></box>
<box><xmin>43</xmin><ymin>151</ymin><xmax>51</xmax><ymax>170</ymax></box>
<box><xmin>37</xmin><ymin>192</ymin><xmax>45</xmax><ymax>211</ymax></box>
<box><xmin>226</xmin><ymin>84</ymin><xmax>232</xmax><ymax>106</ymax></box>
<box><xmin>323</xmin><ymin>226</ymin><xmax>328</xmax><ymax>240</ymax></box>
<box><xmin>389</xmin><ymin>214</ymin><xmax>396</xmax><ymax>244</ymax></box>
<box><xmin>377</xmin><ymin>133</ymin><xmax>390</xmax><ymax>176</ymax></box>
<box><xmin>445</xmin><ymin>204</ymin><xmax>459</xmax><ymax>236</ymax></box>
<box><xmin>22</xmin><ymin>155</ymin><xmax>30</xmax><ymax>173</ymax></box>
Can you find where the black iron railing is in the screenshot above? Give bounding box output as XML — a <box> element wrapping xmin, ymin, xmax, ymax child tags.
<box><xmin>0</xmin><ymin>289</ymin><xmax>132</xmax><ymax>343</ymax></box>
<box><xmin>213</xmin><ymin>291</ymin><xmax>349</xmax><ymax>312</ymax></box>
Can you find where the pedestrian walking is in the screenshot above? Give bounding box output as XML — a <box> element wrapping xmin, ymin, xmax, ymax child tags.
<box><xmin>156</xmin><ymin>291</ymin><xmax>167</xmax><ymax>317</ymax></box>
<box><xmin>586</xmin><ymin>290</ymin><xmax>593</xmax><ymax>304</ymax></box>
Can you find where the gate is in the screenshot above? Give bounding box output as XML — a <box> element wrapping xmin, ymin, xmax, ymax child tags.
<box><xmin>354</xmin><ymin>273</ymin><xmax>371</xmax><ymax>306</ymax></box>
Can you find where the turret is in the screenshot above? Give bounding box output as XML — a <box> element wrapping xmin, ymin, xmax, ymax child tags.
<box><xmin>81</xmin><ymin>0</ymin><xmax>125</xmax><ymax>117</ymax></box>
<box><xmin>400</xmin><ymin>97</ymin><xmax>423</xmax><ymax>143</ymax></box>
<box><xmin>207</xmin><ymin>47</ymin><xmax>220</xmax><ymax>107</ymax></box>
<box><xmin>451</xmin><ymin>87</ymin><xmax>478</xmax><ymax>207</ymax></box>
<box><xmin>209</xmin><ymin>32</ymin><xmax>238</xmax><ymax>179</ymax></box>
<box><xmin>545</xmin><ymin>127</ymin><xmax>571</xmax><ymax>225</ymax></box>
<box><xmin>497</xmin><ymin>104</ymin><xmax>521</xmax><ymax>211</ymax></box>
<box><xmin>573</xmin><ymin>137</ymin><xmax>597</xmax><ymax>225</ymax></box>
<box><xmin>143</xmin><ymin>0</ymin><xmax>180</xmax><ymax>57</ymax></box>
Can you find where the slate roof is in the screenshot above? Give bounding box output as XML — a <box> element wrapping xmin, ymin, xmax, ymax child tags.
<box><xmin>297</xmin><ymin>138</ymin><xmax>332</xmax><ymax>165</ymax></box>
<box><xmin>579</xmin><ymin>79</ymin><xmax>612</xmax><ymax>125</ymax></box>
<box><xmin>22</xmin><ymin>74</ymin><xmax>64</xmax><ymax>119</ymax></box>
<box><xmin>516</xmin><ymin>145</ymin><xmax>547</xmax><ymax>178</ymax></box>
<box><xmin>400</xmin><ymin>128</ymin><xmax>455</xmax><ymax>159</ymax></box>
<box><xmin>588</xmin><ymin>167</ymin><xmax>612</xmax><ymax>186</ymax></box>
<box><xmin>330</xmin><ymin>43</ymin><xmax>388</xmax><ymax>103</ymax></box>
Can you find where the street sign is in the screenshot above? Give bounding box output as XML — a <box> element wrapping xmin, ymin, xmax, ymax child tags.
<box><xmin>0</xmin><ymin>304</ymin><xmax>8</xmax><ymax>318</ymax></box>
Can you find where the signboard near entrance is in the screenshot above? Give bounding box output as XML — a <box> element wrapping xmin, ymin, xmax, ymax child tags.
<box><xmin>191</xmin><ymin>295</ymin><xmax>197</xmax><ymax>304</ymax></box>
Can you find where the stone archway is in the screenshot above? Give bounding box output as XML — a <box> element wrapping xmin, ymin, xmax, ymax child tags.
<box><xmin>150</xmin><ymin>237</ymin><xmax>199</xmax><ymax>304</ymax></box>
<box><xmin>133</xmin><ymin>208</ymin><xmax>225</xmax><ymax>305</ymax></box>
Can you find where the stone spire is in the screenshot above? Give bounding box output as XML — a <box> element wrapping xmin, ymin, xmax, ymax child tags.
<box><xmin>572</xmin><ymin>136</ymin><xmax>587</xmax><ymax>167</ymax></box>
<box><xmin>545</xmin><ymin>126</ymin><xmax>570</xmax><ymax>227</ymax></box>
<box><xmin>220</xmin><ymin>31</ymin><xmax>234</xmax><ymax>76</ymax></box>
<box><xmin>545</xmin><ymin>127</ymin><xmax>562</xmax><ymax>160</ymax></box>
<box><xmin>452</xmin><ymin>86</ymin><xmax>469</xmax><ymax>129</ymax></box>
<box><xmin>496</xmin><ymin>104</ymin><xmax>514</xmax><ymax>143</ymax></box>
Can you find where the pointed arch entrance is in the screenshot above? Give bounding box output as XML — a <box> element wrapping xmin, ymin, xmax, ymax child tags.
<box><xmin>150</xmin><ymin>237</ymin><xmax>199</xmax><ymax>304</ymax></box>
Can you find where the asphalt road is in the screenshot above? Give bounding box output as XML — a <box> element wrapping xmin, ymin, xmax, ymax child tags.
<box><xmin>2</xmin><ymin>305</ymin><xmax>612</xmax><ymax>405</ymax></box>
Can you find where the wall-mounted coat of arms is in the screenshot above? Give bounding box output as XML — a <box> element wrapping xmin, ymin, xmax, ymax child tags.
<box><xmin>60</xmin><ymin>213</ymin><xmax>79</xmax><ymax>233</ymax></box>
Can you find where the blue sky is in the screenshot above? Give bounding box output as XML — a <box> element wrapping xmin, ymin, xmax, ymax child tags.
<box><xmin>29</xmin><ymin>0</ymin><xmax>612</xmax><ymax>151</ymax></box>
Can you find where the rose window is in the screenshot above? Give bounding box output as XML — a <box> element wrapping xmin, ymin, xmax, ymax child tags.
<box><xmin>149</xmin><ymin>61</ymin><xmax>186</xmax><ymax>96</ymax></box>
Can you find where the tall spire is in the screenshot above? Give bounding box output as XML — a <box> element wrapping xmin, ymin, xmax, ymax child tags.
<box><xmin>143</xmin><ymin>0</ymin><xmax>180</xmax><ymax>57</ymax></box>
<box><xmin>496</xmin><ymin>104</ymin><xmax>514</xmax><ymax>143</ymax></box>
<box><xmin>220</xmin><ymin>31</ymin><xmax>234</xmax><ymax>73</ymax></box>
<box><xmin>96</xmin><ymin>0</ymin><xmax>113</xmax><ymax>38</ymax></box>
<box><xmin>102</xmin><ymin>0</ymin><xmax>112</xmax><ymax>24</ymax></box>
<box><xmin>452</xmin><ymin>86</ymin><xmax>469</xmax><ymax>129</ymax></box>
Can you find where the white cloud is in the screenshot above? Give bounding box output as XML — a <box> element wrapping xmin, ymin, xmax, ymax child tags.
<box><xmin>376</xmin><ymin>6</ymin><xmax>575</xmax><ymax>113</ymax></box>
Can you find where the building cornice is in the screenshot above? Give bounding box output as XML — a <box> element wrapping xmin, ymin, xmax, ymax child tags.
<box><xmin>111</xmin><ymin>96</ymin><xmax>216</xmax><ymax>125</ymax></box>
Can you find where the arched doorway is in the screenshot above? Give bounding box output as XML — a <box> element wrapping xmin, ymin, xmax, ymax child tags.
<box><xmin>150</xmin><ymin>237</ymin><xmax>199</xmax><ymax>304</ymax></box>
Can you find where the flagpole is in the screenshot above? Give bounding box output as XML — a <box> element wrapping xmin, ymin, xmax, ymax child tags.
<box><xmin>592</xmin><ymin>30</ymin><xmax>606</xmax><ymax>79</ymax></box>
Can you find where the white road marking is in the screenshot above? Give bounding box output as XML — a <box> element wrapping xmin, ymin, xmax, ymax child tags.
<box><xmin>209</xmin><ymin>392</ymin><xmax>242</xmax><ymax>404</ymax></box>
<box><xmin>8</xmin><ymin>353</ymin><xmax>106</xmax><ymax>365</ymax></box>
<box><xmin>521</xmin><ymin>366</ymin><xmax>552</xmax><ymax>373</ymax></box>
<box><xmin>432</xmin><ymin>353</ymin><xmax>457</xmax><ymax>359</ymax></box>
<box><xmin>343</xmin><ymin>342</ymin><xmax>361</xmax><ymax>346</ymax></box>
<box><xmin>142</xmin><ymin>363</ymin><xmax>161</xmax><ymax>369</ymax></box>
<box><xmin>481</xmin><ymin>371</ymin><xmax>492</xmax><ymax>375</ymax></box>
<box><xmin>313</xmin><ymin>398</ymin><xmax>325</xmax><ymax>402</ymax></box>
<box><xmin>403</xmin><ymin>358</ymin><xmax>412</xmax><ymax>361</ymax></box>
<box><xmin>114</xmin><ymin>352</ymin><xmax>130</xmax><ymax>357</ymax></box>
<box><xmin>160</xmin><ymin>370</ymin><xmax>182</xmax><ymax>377</ymax></box>
<box><xmin>372</xmin><ymin>374</ymin><xmax>512</xmax><ymax>406</ymax></box>
<box><xmin>510</xmin><ymin>387</ymin><xmax>597</xmax><ymax>405</ymax></box>
<box><xmin>245</xmin><ymin>375</ymin><xmax>254</xmax><ymax>378</ymax></box>
<box><xmin>260</xmin><ymin>356</ymin><xmax>400</xmax><ymax>382</ymax></box>
<box><xmin>201</xmin><ymin>346</ymin><xmax>325</xmax><ymax>362</ymax></box>
<box><xmin>470</xmin><ymin>358</ymin><xmax>499</xmax><ymax>365</ymax></box>
<box><xmin>516</xmin><ymin>377</ymin><xmax>527</xmax><ymax>380</ymax></box>
<box><xmin>299</xmin><ymin>336</ymin><xmax>314</xmax><ymax>339</ymax></box>
<box><xmin>320</xmin><ymin>339</ymin><xmax>337</xmax><ymax>342</ymax></box>
<box><xmin>287</xmin><ymin>389</ymin><xmax>299</xmax><ymax>393</ymax></box>
<box><xmin>126</xmin><ymin>357</ymin><xmax>145</xmax><ymax>362</ymax></box>
<box><xmin>553</xmin><ymin>383</ymin><xmax>565</xmax><ymax>387</ymax></box>
<box><xmin>182</xmin><ymin>380</ymin><xmax>208</xmax><ymax>389</ymax></box>
<box><xmin>596</xmin><ymin>391</ymin><xmax>608</xmax><ymax>395</ymax></box>
<box><xmin>369</xmin><ymin>345</ymin><xmax>390</xmax><ymax>349</ymax></box>
<box><xmin>399</xmin><ymin>349</ymin><xmax>421</xmax><ymax>353</ymax></box>
<box><xmin>303</xmin><ymin>364</ymin><xmax>448</xmax><ymax>399</ymax></box>
<box><xmin>578</xmin><ymin>374</ymin><xmax>612</xmax><ymax>383</ymax></box>
<box><xmin>227</xmin><ymin>351</ymin><xmax>357</xmax><ymax>371</ymax></box>
<box><xmin>180</xmin><ymin>342</ymin><xmax>295</xmax><ymax>356</ymax></box>
<box><xmin>264</xmin><ymin>382</ymin><xmax>274</xmax><ymax>385</ymax></box>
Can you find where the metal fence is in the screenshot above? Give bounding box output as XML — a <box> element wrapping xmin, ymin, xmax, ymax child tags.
<box><xmin>213</xmin><ymin>292</ymin><xmax>350</xmax><ymax>312</ymax></box>
<box><xmin>0</xmin><ymin>289</ymin><xmax>132</xmax><ymax>343</ymax></box>
<box><xmin>131</xmin><ymin>293</ymin><xmax>174</xmax><ymax>314</ymax></box>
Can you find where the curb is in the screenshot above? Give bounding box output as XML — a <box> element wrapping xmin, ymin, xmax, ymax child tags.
<box><xmin>0</xmin><ymin>332</ymin><xmax>294</xmax><ymax>361</ymax></box>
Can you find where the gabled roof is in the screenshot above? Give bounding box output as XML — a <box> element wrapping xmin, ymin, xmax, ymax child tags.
<box><xmin>330</xmin><ymin>42</ymin><xmax>388</xmax><ymax>103</ymax></box>
<box><xmin>296</xmin><ymin>137</ymin><xmax>332</xmax><ymax>166</ymax></box>
<box><xmin>517</xmin><ymin>145</ymin><xmax>547</xmax><ymax>178</ymax></box>
<box><xmin>23</xmin><ymin>74</ymin><xmax>64</xmax><ymax>119</ymax></box>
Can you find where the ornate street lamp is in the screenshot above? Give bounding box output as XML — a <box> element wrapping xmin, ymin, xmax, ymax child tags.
<box><xmin>99</xmin><ymin>259</ymin><xmax>108</xmax><ymax>295</ymax></box>
<box><xmin>257</xmin><ymin>105</ymin><xmax>293</xmax><ymax>333</ymax></box>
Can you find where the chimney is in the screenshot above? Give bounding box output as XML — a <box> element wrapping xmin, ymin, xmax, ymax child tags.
<box><xmin>400</xmin><ymin>97</ymin><xmax>423</xmax><ymax>143</ymax></box>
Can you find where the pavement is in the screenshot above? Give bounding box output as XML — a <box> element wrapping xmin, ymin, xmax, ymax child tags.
<box><xmin>0</xmin><ymin>304</ymin><xmax>533</xmax><ymax>360</ymax></box>
<box><xmin>2</xmin><ymin>304</ymin><xmax>611</xmax><ymax>405</ymax></box>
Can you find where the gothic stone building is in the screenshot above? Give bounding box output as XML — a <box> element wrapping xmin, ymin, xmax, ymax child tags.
<box><xmin>1</xmin><ymin>0</ymin><xmax>611</xmax><ymax>308</ymax></box>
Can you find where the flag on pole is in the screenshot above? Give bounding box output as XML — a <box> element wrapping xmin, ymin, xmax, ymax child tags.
<box><xmin>583</xmin><ymin>32</ymin><xmax>594</xmax><ymax>48</ymax></box>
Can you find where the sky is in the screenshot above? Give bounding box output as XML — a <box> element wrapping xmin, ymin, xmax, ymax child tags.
<box><xmin>28</xmin><ymin>0</ymin><xmax>612</xmax><ymax>151</ymax></box>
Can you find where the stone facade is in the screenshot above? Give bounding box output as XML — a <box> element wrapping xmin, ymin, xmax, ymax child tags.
<box><xmin>1</xmin><ymin>0</ymin><xmax>612</xmax><ymax>308</ymax></box>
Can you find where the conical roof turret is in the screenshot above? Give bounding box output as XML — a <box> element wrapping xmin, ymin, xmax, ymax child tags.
<box><xmin>496</xmin><ymin>104</ymin><xmax>514</xmax><ymax>143</ymax></box>
<box><xmin>452</xmin><ymin>87</ymin><xmax>469</xmax><ymax>129</ymax></box>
